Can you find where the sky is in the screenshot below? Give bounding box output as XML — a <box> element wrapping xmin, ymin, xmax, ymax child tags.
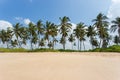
<box><xmin>0</xmin><ymin>0</ymin><xmax>120</xmax><ymax>49</ymax></box>
<box><xmin>0</xmin><ymin>0</ymin><xmax>111</xmax><ymax>24</ymax></box>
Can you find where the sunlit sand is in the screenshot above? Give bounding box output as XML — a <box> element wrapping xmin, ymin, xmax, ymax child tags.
<box><xmin>0</xmin><ymin>52</ymin><xmax>120</xmax><ymax>80</ymax></box>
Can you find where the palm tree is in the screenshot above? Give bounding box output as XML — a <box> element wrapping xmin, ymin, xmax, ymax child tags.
<box><xmin>74</xmin><ymin>22</ymin><xmax>86</xmax><ymax>51</ymax></box>
<box><xmin>28</xmin><ymin>22</ymin><xmax>37</xmax><ymax>50</ymax></box>
<box><xmin>68</xmin><ymin>34</ymin><xmax>75</xmax><ymax>50</ymax></box>
<box><xmin>59</xmin><ymin>16</ymin><xmax>72</xmax><ymax>50</ymax></box>
<box><xmin>114</xmin><ymin>35</ymin><xmax>119</xmax><ymax>45</ymax></box>
<box><xmin>92</xmin><ymin>13</ymin><xmax>109</xmax><ymax>48</ymax></box>
<box><xmin>13</xmin><ymin>23</ymin><xmax>22</xmax><ymax>48</ymax></box>
<box><xmin>44</xmin><ymin>21</ymin><xmax>52</xmax><ymax>48</ymax></box>
<box><xmin>36</xmin><ymin>20</ymin><xmax>44</xmax><ymax>48</ymax></box>
<box><xmin>86</xmin><ymin>25</ymin><xmax>96</xmax><ymax>49</ymax></box>
<box><xmin>111</xmin><ymin>17</ymin><xmax>120</xmax><ymax>39</ymax></box>
<box><xmin>50</xmin><ymin>23</ymin><xmax>58</xmax><ymax>49</ymax></box>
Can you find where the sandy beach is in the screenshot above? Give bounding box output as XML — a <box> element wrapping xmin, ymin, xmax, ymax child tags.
<box><xmin>0</xmin><ymin>52</ymin><xmax>120</xmax><ymax>80</ymax></box>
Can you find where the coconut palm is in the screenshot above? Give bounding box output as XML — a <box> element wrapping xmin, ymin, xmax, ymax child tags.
<box><xmin>13</xmin><ymin>23</ymin><xmax>22</xmax><ymax>48</ymax></box>
<box><xmin>44</xmin><ymin>21</ymin><xmax>52</xmax><ymax>48</ymax></box>
<box><xmin>36</xmin><ymin>20</ymin><xmax>44</xmax><ymax>48</ymax></box>
<box><xmin>74</xmin><ymin>22</ymin><xmax>86</xmax><ymax>51</ymax></box>
<box><xmin>111</xmin><ymin>17</ymin><xmax>120</xmax><ymax>39</ymax></box>
<box><xmin>68</xmin><ymin>34</ymin><xmax>75</xmax><ymax>50</ymax></box>
<box><xmin>59</xmin><ymin>16</ymin><xmax>72</xmax><ymax>50</ymax></box>
<box><xmin>28</xmin><ymin>22</ymin><xmax>37</xmax><ymax>50</ymax></box>
<box><xmin>92</xmin><ymin>13</ymin><xmax>109</xmax><ymax>48</ymax></box>
<box><xmin>50</xmin><ymin>23</ymin><xmax>58</xmax><ymax>49</ymax></box>
<box><xmin>86</xmin><ymin>25</ymin><xmax>96</xmax><ymax>49</ymax></box>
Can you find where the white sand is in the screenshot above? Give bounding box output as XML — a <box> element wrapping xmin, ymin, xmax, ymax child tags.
<box><xmin>0</xmin><ymin>52</ymin><xmax>120</xmax><ymax>80</ymax></box>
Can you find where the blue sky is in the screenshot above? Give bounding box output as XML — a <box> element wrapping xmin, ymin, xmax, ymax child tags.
<box><xmin>0</xmin><ymin>0</ymin><xmax>111</xmax><ymax>25</ymax></box>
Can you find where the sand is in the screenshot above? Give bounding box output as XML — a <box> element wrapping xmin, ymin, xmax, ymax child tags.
<box><xmin>0</xmin><ymin>52</ymin><xmax>120</xmax><ymax>80</ymax></box>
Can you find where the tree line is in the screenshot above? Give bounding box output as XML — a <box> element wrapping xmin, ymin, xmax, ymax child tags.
<box><xmin>0</xmin><ymin>13</ymin><xmax>120</xmax><ymax>50</ymax></box>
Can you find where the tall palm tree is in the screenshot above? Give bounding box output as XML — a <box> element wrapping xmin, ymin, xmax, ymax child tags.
<box><xmin>74</xmin><ymin>22</ymin><xmax>86</xmax><ymax>51</ymax></box>
<box><xmin>28</xmin><ymin>22</ymin><xmax>37</xmax><ymax>50</ymax></box>
<box><xmin>86</xmin><ymin>25</ymin><xmax>96</xmax><ymax>49</ymax></box>
<box><xmin>68</xmin><ymin>34</ymin><xmax>75</xmax><ymax>50</ymax></box>
<box><xmin>44</xmin><ymin>21</ymin><xmax>52</xmax><ymax>48</ymax></box>
<box><xmin>111</xmin><ymin>17</ymin><xmax>120</xmax><ymax>39</ymax></box>
<box><xmin>59</xmin><ymin>16</ymin><xmax>72</xmax><ymax>50</ymax></box>
<box><xmin>92</xmin><ymin>13</ymin><xmax>109</xmax><ymax>48</ymax></box>
<box><xmin>50</xmin><ymin>23</ymin><xmax>58</xmax><ymax>49</ymax></box>
<box><xmin>13</xmin><ymin>23</ymin><xmax>22</xmax><ymax>48</ymax></box>
<box><xmin>36</xmin><ymin>20</ymin><xmax>44</xmax><ymax>48</ymax></box>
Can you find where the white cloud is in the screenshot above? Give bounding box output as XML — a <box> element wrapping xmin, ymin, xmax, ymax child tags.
<box><xmin>107</xmin><ymin>0</ymin><xmax>120</xmax><ymax>19</ymax></box>
<box><xmin>15</xmin><ymin>17</ymin><xmax>31</xmax><ymax>25</ymax></box>
<box><xmin>23</xmin><ymin>18</ymin><xmax>31</xmax><ymax>25</ymax></box>
<box><xmin>0</xmin><ymin>20</ymin><xmax>13</xmax><ymax>30</ymax></box>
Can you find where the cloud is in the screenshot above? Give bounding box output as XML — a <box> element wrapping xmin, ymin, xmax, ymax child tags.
<box><xmin>15</xmin><ymin>17</ymin><xmax>31</xmax><ymax>25</ymax></box>
<box><xmin>107</xmin><ymin>0</ymin><xmax>120</xmax><ymax>19</ymax></box>
<box><xmin>23</xmin><ymin>18</ymin><xmax>31</xmax><ymax>25</ymax></box>
<box><xmin>0</xmin><ymin>20</ymin><xmax>13</xmax><ymax>30</ymax></box>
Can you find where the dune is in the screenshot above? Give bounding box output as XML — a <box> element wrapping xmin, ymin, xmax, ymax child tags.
<box><xmin>0</xmin><ymin>52</ymin><xmax>120</xmax><ymax>80</ymax></box>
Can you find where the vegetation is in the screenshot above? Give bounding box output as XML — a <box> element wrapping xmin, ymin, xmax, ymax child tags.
<box><xmin>0</xmin><ymin>13</ymin><xmax>120</xmax><ymax>52</ymax></box>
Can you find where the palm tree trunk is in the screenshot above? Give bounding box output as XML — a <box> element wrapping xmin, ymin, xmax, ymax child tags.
<box><xmin>99</xmin><ymin>38</ymin><xmax>102</xmax><ymax>48</ymax></box>
<box><xmin>80</xmin><ymin>41</ymin><xmax>81</xmax><ymax>51</ymax></box>
<box><xmin>78</xmin><ymin>39</ymin><xmax>79</xmax><ymax>50</ymax></box>
<box><xmin>83</xmin><ymin>41</ymin><xmax>85</xmax><ymax>51</ymax></box>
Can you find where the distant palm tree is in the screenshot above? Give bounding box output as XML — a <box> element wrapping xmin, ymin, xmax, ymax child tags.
<box><xmin>74</xmin><ymin>22</ymin><xmax>86</xmax><ymax>51</ymax></box>
<box><xmin>59</xmin><ymin>16</ymin><xmax>72</xmax><ymax>50</ymax></box>
<box><xmin>111</xmin><ymin>17</ymin><xmax>120</xmax><ymax>39</ymax></box>
<box><xmin>36</xmin><ymin>20</ymin><xmax>44</xmax><ymax>48</ymax></box>
<box><xmin>92</xmin><ymin>13</ymin><xmax>109</xmax><ymax>48</ymax></box>
<box><xmin>68</xmin><ymin>34</ymin><xmax>75</xmax><ymax>50</ymax></box>
<box><xmin>50</xmin><ymin>23</ymin><xmax>58</xmax><ymax>49</ymax></box>
<box><xmin>86</xmin><ymin>25</ymin><xmax>96</xmax><ymax>49</ymax></box>
<box><xmin>13</xmin><ymin>23</ymin><xmax>22</xmax><ymax>48</ymax></box>
<box><xmin>28</xmin><ymin>22</ymin><xmax>37</xmax><ymax>50</ymax></box>
<box><xmin>114</xmin><ymin>35</ymin><xmax>119</xmax><ymax>45</ymax></box>
<box><xmin>44</xmin><ymin>21</ymin><xmax>52</xmax><ymax>48</ymax></box>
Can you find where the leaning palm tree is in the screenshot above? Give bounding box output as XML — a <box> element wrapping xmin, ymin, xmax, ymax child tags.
<box><xmin>68</xmin><ymin>34</ymin><xmax>75</xmax><ymax>50</ymax></box>
<box><xmin>92</xmin><ymin>13</ymin><xmax>109</xmax><ymax>48</ymax></box>
<box><xmin>111</xmin><ymin>17</ymin><xmax>120</xmax><ymax>39</ymax></box>
<box><xmin>86</xmin><ymin>25</ymin><xmax>96</xmax><ymax>49</ymax></box>
<box><xmin>59</xmin><ymin>16</ymin><xmax>72</xmax><ymax>50</ymax></box>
